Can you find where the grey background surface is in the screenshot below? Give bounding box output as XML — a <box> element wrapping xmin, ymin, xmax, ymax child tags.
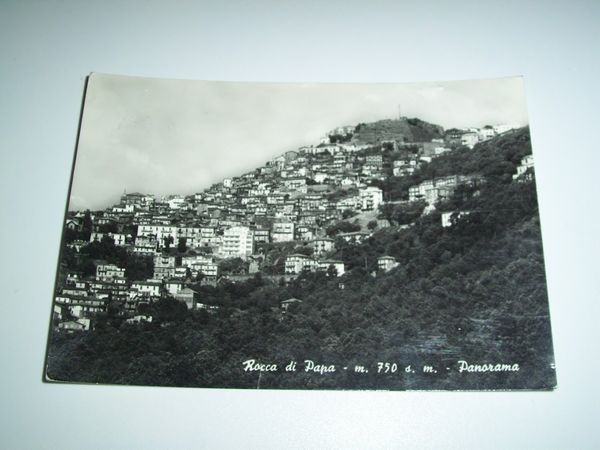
<box><xmin>1</xmin><ymin>1</ymin><xmax>598</xmax><ymax>448</ymax></box>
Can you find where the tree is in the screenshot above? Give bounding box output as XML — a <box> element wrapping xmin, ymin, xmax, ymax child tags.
<box><xmin>326</xmin><ymin>264</ymin><xmax>338</xmax><ymax>278</ymax></box>
<box><xmin>163</xmin><ymin>235</ymin><xmax>174</xmax><ymax>250</ymax></box>
<box><xmin>326</xmin><ymin>221</ymin><xmax>361</xmax><ymax>237</ymax></box>
<box><xmin>81</xmin><ymin>210</ymin><xmax>93</xmax><ymax>240</ymax></box>
<box><xmin>367</xmin><ymin>220</ymin><xmax>378</xmax><ymax>231</ymax></box>
<box><xmin>177</xmin><ymin>238</ymin><xmax>187</xmax><ymax>253</ymax></box>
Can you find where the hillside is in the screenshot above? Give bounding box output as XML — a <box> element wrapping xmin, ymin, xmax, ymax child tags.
<box><xmin>352</xmin><ymin>117</ymin><xmax>444</xmax><ymax>144</ymax></box>
<box><xmin>47</xmin><ymin>126</ymin><xmax>554</xmax><ymax>390</ymax></box>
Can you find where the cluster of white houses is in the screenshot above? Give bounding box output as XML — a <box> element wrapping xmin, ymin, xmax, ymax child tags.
<box><xmin>284</xmin><ymin>254</ymin><xmax>346</xmax><ymax>277</ymax></box>
<box><xmin>58</xmin><ymin>121</ymin><xmax>532</xmax><ymax>331</ymax></box>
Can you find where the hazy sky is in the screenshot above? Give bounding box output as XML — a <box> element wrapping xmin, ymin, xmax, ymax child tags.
<box><xmin>69</xmin><ymin>74</ymin><xmax>529</xmax><ymax>210</ymax></box>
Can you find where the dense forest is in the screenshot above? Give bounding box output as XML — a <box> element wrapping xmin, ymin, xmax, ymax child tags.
<box><xmin>46</xmin><ymin>128</ymin><xmax>556</xmax><ymax>390</ymax></box>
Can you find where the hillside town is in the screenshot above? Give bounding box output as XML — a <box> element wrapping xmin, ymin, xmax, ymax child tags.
<box><xmin>55</xmin><ymin>119</ymin><xmax>532</xmax><ymax>331</ymax></box>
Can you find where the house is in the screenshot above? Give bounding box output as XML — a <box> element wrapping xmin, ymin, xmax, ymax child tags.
<box><xmin>280</xmin><ymin>298</ymin><xmax>303</xmax><ymax>312</ymax></box>
<box><xmin>58</xmin><ymin>318</ymin><xmax>91</xmax><ymax>332</ymax></box>
<box><xmin>190</xmin><ymin>261</ymin><xmax>218</xmax><ymax>278</ymax></box>
<box><xmin>310</xmin><ymin>238</ymin><xmax>335</xmax><ymax>255</ymax></box>
<box><xmin>174</xmin><ymin>287</ymin><xmax>197</xmax><ymax>310</ymax></box>
<box><xmin>195</xmin><ymin>302</ymin><xmax>220</xmax><ymax>312</ymax></box>
<box><xmin>252</xmin><ymin>227</ymin><xmax>270</xmax><ymax>244</ymax></box>
<box><xmin>133</xmin><ymin>235</ymin><xmax>158</xmax><ymax>255</ymax></box>
<box><xmin>153</xmin><ymin>255</ymin><xmax>176</xmax><ymax>280</ymax></box>
<box><xmin>365</xmin><ymin>154</ymin><xmax>383</xmax><ymax>168</ymax></box>
<box><xmin>96</xmin><ymin>264</ymin><xmax>125</xmax><ymax>282</ymax></box>
<box><xmin>272</xmin><ymin>221</ymin><xmax>295</xmax><ymax>242</ymax></box>
<box><xmin>285</xmin><ymin>254</ymin><xmax>317</xmax><ymax>275</ymax></box>
<box><xmin>493</xmin><ymin>124</ymin><xmax>518</xmax><ymax>135</ymax></box>
<box><xmin>65</xmin><ymin>218</ymin><xmax>81</xmax><ymax>231</ymax></box>
<box><xmin>378</xmin><ymin>256</ymin><xmax>399</xmax><ymax>272</ymax></box>
<box><xmin>338</xmin><ymin>231</ymin><xmax>370</xmax><ymax>244</ymax></box>
<box><xmin>358</xmin><ymin>186</ymin><xmax>383</xmax><ymax>211</ymax></box>
<box><xmin>121</xmin><ymin>192</ymin><xmax>154</xmax><ymax>209</ymax></box>
<box><xmin>67</xmin><ymin>298</ymin><xmax>106</xmax><ymax>319</ymax></box>
<box><xmin>317</xmin><ymin>259</ymin><xmax>345</xmax><ymax>276</ymax></box>
<box><xmin>478</xmin><ymin>126</ymin><xmax>496</xmax><ymax>141</ymax></box>
<box><xmin>131</xmin><ymin>280</ymin><xmax>162</xmax><ymax>298</ymax></box>
<box><xmin>393</xmin><ymin>158</ymin><xmax>419</xmax><ymax>177</ymax></box>
<box><xmin>181</xmin><ymin>254</ymin><xmax>213</xmax><ymax>268</ymax></box>
<box><xmin>441</xmin><ymin>211</ymin><xmax>471</xmax><ymax>227</ymax></box>
<box><xmin>55</xmin><ymin>295</ymin><xmax>105</xmax><ymax>318</ymax></box>
<box><xmin>165</xmin><ymin>280</ymin><xmax>184</xmax><ymax>296</ymax></box>
<box><xmin>220</xmin><ymin>226</ymin><xmax>254</xmax><ymax>259</ymax></box>
<box><xmin>461</xmin><ymin>132</ymin><xmax>479</xmax><ymax>149</ymax></box>
<box><xmin>283</xmin><ymin>177</ymin><xmax>307</xmax><ymax>192</ymax></box>
<box><xmin>295</xmin><ymin>225</ymin><xmax>315</xmax><ymax>241</ymax></box>
<box><xmin>125</xmin><ymin>315</ymin><xmax>153</xmax><ymax>324</ymax></box>
<box><xmin>65</xmin><ymin>271</ymin><xmax>83</xmax><ymax>285</ymax></box>
<box><xmin>285</xmin><ymin>254</ymin><xmax>344</xmax><ymax>276</ymax></box>
<box><xmin>408</xmin><ymin>174</ymin><xmax>483</xmax><ymax>204</ymax></box>
<box><xmin>336</xmin><ymin>196</ymin><xmax>358</xmax><ymax>212</ymax></box>
<box><xmin>137</xmin><ymin>224</ymin><xmax>178</xmax><ymax>245</ymax></box>
<box><xmin>173</xmin><ymin>267</ymin><xmax>189</xmax><ymax>280</ymax></box>
<box><xmin>422</xmin><ymin>142</ymin><xmax>451</xmax><ymax>158</ymax></box>
<box><xmin>512</xmin><ymin>155</ymin><xmax>534</xmax><ymax>181</ymax></box>
<box><xmin>313</xmin><ymin>172</ymin><xmax>328</xmax><ymax>184</ymax></box>
<box><xmin>90</xmin><ymin>232</ymin><xmax>126</xmax><ymax>246</ymax></box>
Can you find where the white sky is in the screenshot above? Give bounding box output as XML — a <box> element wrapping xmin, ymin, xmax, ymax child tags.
<box><xmin>69</xmin><ymin>74</ymin><xmax>529</xmax><ymax>210</ymax></box>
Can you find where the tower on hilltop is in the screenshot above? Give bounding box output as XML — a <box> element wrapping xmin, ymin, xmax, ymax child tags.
<box><xmin>398</xmin><ymin>104</ymin><xmax>406</xmax><ymax>120</ymax></box>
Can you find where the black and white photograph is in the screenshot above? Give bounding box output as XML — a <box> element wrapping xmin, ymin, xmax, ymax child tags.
<box><xmin>45</xmin><ymin>73</ymin><xmax>556</xmax><ymax>391</ymax></box>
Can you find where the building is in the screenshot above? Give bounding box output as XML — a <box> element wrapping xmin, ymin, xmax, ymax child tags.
<box><xmin>96</xmin><ymin>264</ymin><xmax>125</xmax><ymax>282</ymax></box>
<box><xmin>365</xmin><ymin>154</ymin><xmax>383</xmax><ymax>168</ymax></box>
<box><xmin>378</xmin><ymin>256</ymin><xmax>399</xmax><ymax>272</ymax></box>
<box><xmin>441</xmin><ymin>211</ymin><xmax>470</xmax><ymax>227</ymax></box>
<box><xmin>153</xmin><ymin>255</ymin><xmax>176</xmax><ymax>280</ymax></box>
<box><xmin>190</xmin><ymin>261</ymin><xmax>218</xmax><ymax>278</ymax></box>
<box><xmin>272</xmin><ymin>221</ymin><xmax>295</xmax><ymax>242</ymax></box>
<box><xmin>393</xmin><ymin>158</ymin><xmax>419</xmax><ymax>177</ymax></box>
<box><xmin>478</xmin><ymin>126</ymin><xmax>496</xmax><ymax>141</ymax></box>
<box><xmin>57</xmin><ymin>318</ymin><xmax>91</xmax><ymax>332</ymax></box>
<box><xmin>358</xmin><ymin>186</ymin><xmax>384</xmax><ymax>211</ymax></box>
<box><xmin>133</xmin><ymin>235</ymin><xmax>158</xmax><ymax>255</ymax></box>
<box><xmin>137</xmin><ymin>224</ymin><xmax>178</xmax><ymax>245</ymax></box>
<box><xmin>253</xmin><ymin>227</ymin><xmax>270</xmax><ymax>244</ymax></box>
<box><xmin>165</xmin><ymin>280</ymin><xmax>183</xmax><ymax>296</ymax></box>
<box><xmin>174</xmin><ymin>287</ymin><xmax>197</xmax><ymax>310</ymax></box>
<box><xmin>285</xmin><ymin>254</ymin><xmax>344</xmax><ymax>277</ymax></box>
<box><xmin>131</xmin><ymin>280</ymin><xmax>162</xmax><ymax>298</ymax></box>
<box><xmin>173</xmin><ymin>267</ymin><xmax>189</xmax><ymax>279</ymax></box>
<box><xmin>513</xmin><ymin>155</ymin><xmax>534</xmax><ymax>181</ymax></box>
<box><xmin>221</xmin><ymin>226</ymin><xmax>254</xmax><ymax>259</ymax></box>
<box><xmin>338</xmin><ymin>231</ymin><xmax>370</xmax><ymax>244</ymax></box>
<box><xmin>90</xmin><ymin>232</ymin><xmax>126</xmax><ymax>246</ymax></box>
<box><xmin>54</xmin><ymin>295</ymin><xmax>105</xmax><ymax>319</ymax></box>
<box><xmin>408</xmin><ymin>175</ymin><xmax>483</xmax><ymax>204</ymax></box>
<box><xmin>310</xmin><ymin>238</ymin><xmax>335</xmax><ymax>255</ymax></box>
<box><xmin>461</xmin><ymin>132</ymin><xmax>479</xmax><ymax>149</ymax></box>
<box><xmin>65</xmin><ymin>218</ymin><xmax>81</xmax><ymax>231</ymax></box>
<box><xmin>280</xmin><ymin>298</ymin><xmax>303</xmax><ymax>312</ymax></box>
<box><xmin>317</xmin><ymin>260</ymin><xmax>345</xmax><ymax>276</ymax></box>
<box><xmin>285</xmin><ymin>254</ymin><xmax>317</xmax><ymax>275</ymax></box>
<box><xmin>422</xmin><ymin>142</ymin><xmax>451</xmax><ymax>158</ymax></box>
<box><xmin>181</xmin><ymin>254</ymin><xmax>212</xmax><ymax>268</ymax></box>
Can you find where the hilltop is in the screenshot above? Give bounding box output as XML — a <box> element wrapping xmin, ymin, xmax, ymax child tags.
<box><xmin>352</xmin><ymin>117</ymin><xmax>444</xmax><ymax>145</ymax></box>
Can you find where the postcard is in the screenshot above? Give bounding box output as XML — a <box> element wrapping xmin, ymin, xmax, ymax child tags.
<box><xmin>45</xmin><ymin>74</ymin><xmax>556</xmax><ymax>390</ymax></box>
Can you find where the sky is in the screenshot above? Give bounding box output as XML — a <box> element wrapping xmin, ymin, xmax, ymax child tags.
<box><xmin>69</xmin><ymin>74</ymin><xmax>529</xmax><ymax>211</ymax></box>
